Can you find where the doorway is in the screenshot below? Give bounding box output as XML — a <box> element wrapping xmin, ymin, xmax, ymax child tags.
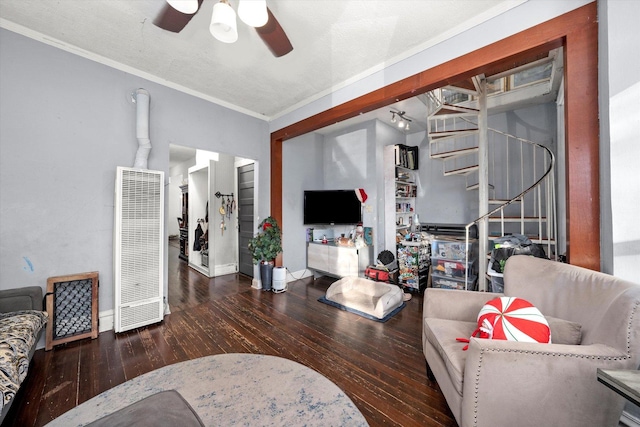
<box><xmin>168</xmin><ymin>144</ymin><xmax>257</xmax><ymax>303</ymax></box>
<box><xmin>237</xmin><ymin>163</ymin><xmax>255</xmax><ymax>277</ymax></box>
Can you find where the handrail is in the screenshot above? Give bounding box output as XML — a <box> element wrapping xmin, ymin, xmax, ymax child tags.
<box><xmin>464</xmin><ymin>130</ymin><xmax>555</xmax><ymax>290</ymax></box>
<box><xmin>427</xmin><ymin>90</ymin><xmax>556</xmax><ymax>291</ymax></box>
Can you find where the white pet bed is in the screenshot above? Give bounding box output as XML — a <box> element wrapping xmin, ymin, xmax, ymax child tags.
<box><xmin>324</xmin><ymin>276</ymin><xmax>404</xmax><ymax>320</ymax></box>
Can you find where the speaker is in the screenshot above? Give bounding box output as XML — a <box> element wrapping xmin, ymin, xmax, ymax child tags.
<box><xmin>272</xmin><ymin>267</ymin><xmax>287</xmax><ymax>292</ymax></box>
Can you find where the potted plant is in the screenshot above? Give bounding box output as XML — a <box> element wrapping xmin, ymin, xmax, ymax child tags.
<box><xmin>248</xmin><ymin>216</ymin><xmax>282</xmax><ymax>291</ymax></box>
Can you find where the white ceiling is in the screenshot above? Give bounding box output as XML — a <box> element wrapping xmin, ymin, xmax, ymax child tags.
<box><xmin>0</xmin><ymin>0</ymin><xmax>523</xmax><ymax>120</ymax></box>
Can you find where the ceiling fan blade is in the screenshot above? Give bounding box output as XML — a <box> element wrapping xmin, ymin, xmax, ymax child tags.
<box><xmin>153</xmin><ymin>0</ymin><xmax>204</xmax><ymax>33</ymax></box>
<box><xmin>256</xmin><ymin>7</ymin><xmax>293</xmax><ymax>57</ymax></box>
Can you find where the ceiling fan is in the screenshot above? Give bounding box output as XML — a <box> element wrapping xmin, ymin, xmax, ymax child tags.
<box><xmin>154</xmin><ymin>0</ymin><xmax>293</xmax><ymax>57</ymax></box>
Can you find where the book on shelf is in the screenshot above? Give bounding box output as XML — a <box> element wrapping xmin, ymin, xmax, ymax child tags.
<box><xmin>394</xmin><ymin>144</ymin><xmax>419</xmax><ymax>170</ymax></box>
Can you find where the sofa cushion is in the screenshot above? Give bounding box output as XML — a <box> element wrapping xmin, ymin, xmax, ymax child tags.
<box><xmin>423</xmin><ymin>318</ymin><xmax>476</xmax><ymax>395</ymax></box>
<box><xmin>546</xmin><ymin>316</ymin><xmax>582</xmax><ymax>345</ymax></box>
<box><xmin>0</xmin><ymin>310</ymin><xmax>48</xmax><ymax>414</ymax></box>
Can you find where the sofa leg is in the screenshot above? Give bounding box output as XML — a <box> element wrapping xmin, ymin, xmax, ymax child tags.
<box><xmin>426</xmin><ymin>361</ymin><xmax>435</xmax><ymax>381</ymax></box>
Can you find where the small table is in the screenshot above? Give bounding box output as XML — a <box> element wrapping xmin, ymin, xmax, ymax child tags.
<box><xmin>597</xmin><ymin>368</ymin><xmax>640</xmax><ymax>407</ymax></box>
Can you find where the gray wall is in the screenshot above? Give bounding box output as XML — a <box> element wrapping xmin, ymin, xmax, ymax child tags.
<box><xmin>408</xmin><ymin>131</ymin><xmax>471</xmax><ymax>225</ymax></box>
<box><xmin>599</xmin><ymin>0</ymin><xmax>640</xmax><ymax>282</ymax></box>
<box><xmin>281</xmin><ymin>132</ymin><xmax>324</xmax><ymax>274</ymax></box>
<box><xmin>322</xmin><ymin>122</ymin><xmax>375</xmax><ymax>240</ymax></box>
<box><xmin>0</xmin><ymin>29</ymin><xmax>270</xmax><ymax>316</ymax></box>
<box><xmin>282</xmin><ymin>119</ymin><xmax>405</xmax><ymax>272</ymax></box>
<box><xmin>598</xmin><ymin>3</ymin><xmax>640</xmax><ymax>421</ymax></box>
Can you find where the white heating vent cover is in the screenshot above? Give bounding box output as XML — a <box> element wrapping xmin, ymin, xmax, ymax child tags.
<box><xmin>114</xmin><ymin>167</ymin><xmax>165</xmax><ymax>333</ymax></box>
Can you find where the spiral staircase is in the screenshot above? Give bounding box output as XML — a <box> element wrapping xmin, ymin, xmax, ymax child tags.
<box><xmin>424</xmin><ymin>77</ymin><xmax>558</xmax><ymax>291</ymax></box>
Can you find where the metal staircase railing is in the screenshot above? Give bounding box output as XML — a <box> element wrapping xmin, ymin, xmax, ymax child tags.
<box><xmin>426</xmin><ymin>88</ymin><xmax>557</xmax><ymax>291</ymax></box>
<box><xmin>464</xmin><ymin>131</ymin><xmax>556</xmax><ymax>290</ymax></box>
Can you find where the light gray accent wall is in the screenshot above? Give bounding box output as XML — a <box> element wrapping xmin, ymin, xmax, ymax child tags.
<box><xmin>322</xmin><ymin>121</ymin><xmax>376</xmax><ymax>241</ymax></box>
<box><xmin>281</xmin><ymin>133</ymin><xmax>324</xmax><ymax>273</ymax></box>
<box><xmin>408</xmin><ymin>131</ymin><xmax>470</xmax><ymax>225</ymax></box>
<box><xmin>599</xmin><ymin>0</ymin><xmax>640</xmax><ymax>285</ymax></box>
<box><xmin>374</xmin><ymin>121</ymin><xmax>405</xmax><ymax>254</ymax></box>
<box><xmin>168</xmin><ymin>156</ymin><xmax>196</xmax><ymax>237</ymax></box>
<box><xmin>212</xmin><ymin>153</ymin><xmax>237</xmax><ymax>267</ymax></box>
<box><xmin>0</xmin><ymin>29</ymin><xmax>269</xmax><ymax>314</ymax></box>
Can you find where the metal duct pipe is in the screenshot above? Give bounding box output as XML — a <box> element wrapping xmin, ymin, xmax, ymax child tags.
<box><xmin>133</xmin><ymin>88</ymin><xmax>151</xmax><ymax>169</ymax></box>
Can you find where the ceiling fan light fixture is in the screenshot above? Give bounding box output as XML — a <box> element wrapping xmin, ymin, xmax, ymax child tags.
<box><xmin>238</xmin><ymin>0</ymin><xmax>268</xmax><ymax>28</ymax></box>
<box><xmin>210</xmin><ymin>0</ymin><xmax>238</xmax><ymax>43</ymax></box>
<box><xmin>167</xmin><ymin>0</ymin><xmax>199</xmax><ymax>14</ymax></box>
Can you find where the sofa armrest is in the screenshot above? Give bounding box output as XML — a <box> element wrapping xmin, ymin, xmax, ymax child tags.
<box><xmin>423</xmin><ymin>288</ymin><xmax>502</xmax><ymax>322</ymax></box>
<box><xmin>460</xmin><ymin>338</ymin><xmax>630</xmax><ymax>427</ymax></box>
<box><xmin>0</xmin><ymin>286</ymin><xmax>43</xmax><ymax>312</ymax></box>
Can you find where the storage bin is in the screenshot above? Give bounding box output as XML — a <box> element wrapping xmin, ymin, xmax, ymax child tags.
<box><xmin>487</xmin><ymin>261</ymin><xmax>504</xmax><ymax>293</ymax></box>
<box><xmin>430</xmin><ymin>239</ymin><xmax>472</xmax><ymax>261</ymax></box>
<box><xmin>431</xmin><ymin>257</ymin><xmax>475</xmax><ymax>278</ymax></box>
<box><xmin>431</xmin><ymin>273</ymin><xmax>477</xmax><ymax>290</ymax></box>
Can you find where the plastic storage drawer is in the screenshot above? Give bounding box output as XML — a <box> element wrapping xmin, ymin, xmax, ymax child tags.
<box><xmin>430</xmin><ymin>239</ymin><xmax>472</xmax><ymax>261</ymax></box>
<box><xmin>431</xmin><ymin>273</ymin><xmax>477</xmax><ymax>290</ymax></box>
<box><xmin>431</xmin><ymin>257</ymin><xmax>475</xmax><ymax>278</ymax></box>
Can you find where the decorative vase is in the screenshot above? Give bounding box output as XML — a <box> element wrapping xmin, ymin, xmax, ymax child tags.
<box><xmin>260</xmin><ymin>260</ymin><xmax>274</xmax><ymax>291</ymax></box>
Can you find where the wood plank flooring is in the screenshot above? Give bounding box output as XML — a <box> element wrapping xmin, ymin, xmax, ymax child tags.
<box><xmin>4</xmin><ymin>244</ymin><xmax>456</xmax><ymax>427</ymax></box>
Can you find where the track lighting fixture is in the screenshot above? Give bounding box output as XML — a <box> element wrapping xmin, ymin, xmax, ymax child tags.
<box><xmin>390</xmin><ymin>110</ymin><xmax>412</xmax><ymax>131</ymax></box>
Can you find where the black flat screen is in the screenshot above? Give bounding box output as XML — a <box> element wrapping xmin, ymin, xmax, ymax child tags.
<box><xmin>303</xmin><ymin>190</ymin><xmax>362</xmax><ymax>225</ymax></box>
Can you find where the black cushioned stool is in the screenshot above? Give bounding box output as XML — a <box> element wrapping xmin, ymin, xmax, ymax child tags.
<box><xmin>87</xmin><ymin>390</ymin><xmax>204</xmax><ymax>427</ymax></box>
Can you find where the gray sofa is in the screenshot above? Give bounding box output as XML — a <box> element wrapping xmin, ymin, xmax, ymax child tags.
<box><xmin>422</xmin><ymin>255</ymin><xmax>640</xmax><ymax>427</ymax></box>
<box><xmin>0</xmin><ymin>286</ymin><xmax>47</xmax><ymax>423</ymax></box>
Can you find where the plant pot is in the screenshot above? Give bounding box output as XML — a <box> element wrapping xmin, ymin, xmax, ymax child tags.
<box><xmin>259</xmin><ymin>261</ymin><xmax>274</xmax><ymax>291</ymax></box>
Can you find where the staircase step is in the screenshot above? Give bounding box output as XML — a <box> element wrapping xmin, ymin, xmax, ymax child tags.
<box><xmin>429</xmin><ymin>129</ymin><xmax>479</xmax><ymax>140</ymax></box>
<box><xmin>444</xmin><ymin>165</ymin><xmax>479</xmax><ymax>176</ymax></box>
<box><xmin>488</xmin><ymin>216</ymin><xmax>548</xmax><ymax>223</ymax></box>
<box><xmin>430</xmin><ymin>146</ymin><xmax>478</xmax><ymax>159</ymax></box>
<box><xmin>466</xmin><ymin>183</ymin><xmax>495</xmax><ymax>191</ymax></box>
<box><xmin>430</xmin><ymin>107</ymin><xmax>479</xmax><ymax>120</ymax></box>
<box><xmin>433</xmin><ymin>103</ymin><xmax>479</xmax><ymax>115</ymax></box>
<box><xmin>489</xmin><ymin>198</ymin><xmax>522</xmax><ymax>204</ymax></box>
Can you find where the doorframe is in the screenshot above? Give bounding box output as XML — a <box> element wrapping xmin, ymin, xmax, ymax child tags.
<box><xmin>270</xmin><ymin>3</ymin><xmax>600</xmax><ymax>271</ymax></box>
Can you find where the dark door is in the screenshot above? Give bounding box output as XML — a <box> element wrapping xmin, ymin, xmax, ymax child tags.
<box><xmin>238</xmin><ymin>163</ymin><xmax>255</xmax><ymax>277</ymax></box>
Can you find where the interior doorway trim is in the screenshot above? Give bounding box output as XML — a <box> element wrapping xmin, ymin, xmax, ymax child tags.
<box><xmin>270</xmin><ymin>2</ymin><xmax>599</xmax><ymax>270</ymax></box>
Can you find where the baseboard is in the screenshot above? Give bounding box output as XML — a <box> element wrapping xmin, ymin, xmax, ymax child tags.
<box><xmin>214</xmin><ymin>263</ymin><xmax>238</xmax><ymax>276</ymax></box>
<box><xmin>285</xmin><ymin>269</ymin><xmax>314</xmax><ymax>282</ymax></box>
<box><xmin>251</xmin><ymin>269</ymin><xmax>313</xmax><ymax>290</ymax></box>
<box><xmin>99</xmin><ymin>309</ymin><xmax>114</xmax><ymax>333</ymax></box>
<box><xmin>621</xmin><ymin>410</ymin><xmax>640</xmax><ymax>427</ymax></box>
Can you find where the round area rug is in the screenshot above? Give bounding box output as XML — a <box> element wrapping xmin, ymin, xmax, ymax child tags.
<box><xmin>46</xmin><ymin>353</ymin><xmax>368</xmax><ymax>426</ymax></box>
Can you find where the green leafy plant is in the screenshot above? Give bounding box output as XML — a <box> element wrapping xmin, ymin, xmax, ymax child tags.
<box><xmin>248</xmin><ymin>216</ymin><xmax>282</xmax><ymax>264</ymax></box>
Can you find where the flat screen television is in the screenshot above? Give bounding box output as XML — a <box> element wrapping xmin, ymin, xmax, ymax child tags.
<box><xmin>303</xmin><ymin>190</ymin><xmax>362</xmax><ymax>225</ymax></box>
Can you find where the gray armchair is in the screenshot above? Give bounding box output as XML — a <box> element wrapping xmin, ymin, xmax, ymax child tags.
<box><xmin>422</xmin><ymin>255</ymin><xmax>640</xmax><ymax>427</ymax></box>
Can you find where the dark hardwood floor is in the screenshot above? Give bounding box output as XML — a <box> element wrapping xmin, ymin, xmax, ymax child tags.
<box><xmin>5</xmin><ymin>243</ymin><xmax>456</xmax><ymax>427</ymax></box>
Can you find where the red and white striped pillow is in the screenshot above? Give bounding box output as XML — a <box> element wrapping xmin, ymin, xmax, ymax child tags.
<box><xmin>477</xmin><ymin>297</ymin><xmax>551</xmax><ymax>343</ymax></box>
<box><xmin>458</xmin><ymin>296</ymin><xmax>550</xmax><ymax>350</ymax></box>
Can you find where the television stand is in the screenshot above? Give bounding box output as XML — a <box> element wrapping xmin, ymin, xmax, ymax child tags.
<box><xmin>307</xmin><ymin>242</ymin><xmax>372</xmax><ymax>278</ymax></box>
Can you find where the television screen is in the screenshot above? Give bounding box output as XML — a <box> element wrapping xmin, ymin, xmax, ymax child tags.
<box><xmin>303</xmin><ymin>190</ymin><xmax>362</xmax><ymax>225</ymax></box>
